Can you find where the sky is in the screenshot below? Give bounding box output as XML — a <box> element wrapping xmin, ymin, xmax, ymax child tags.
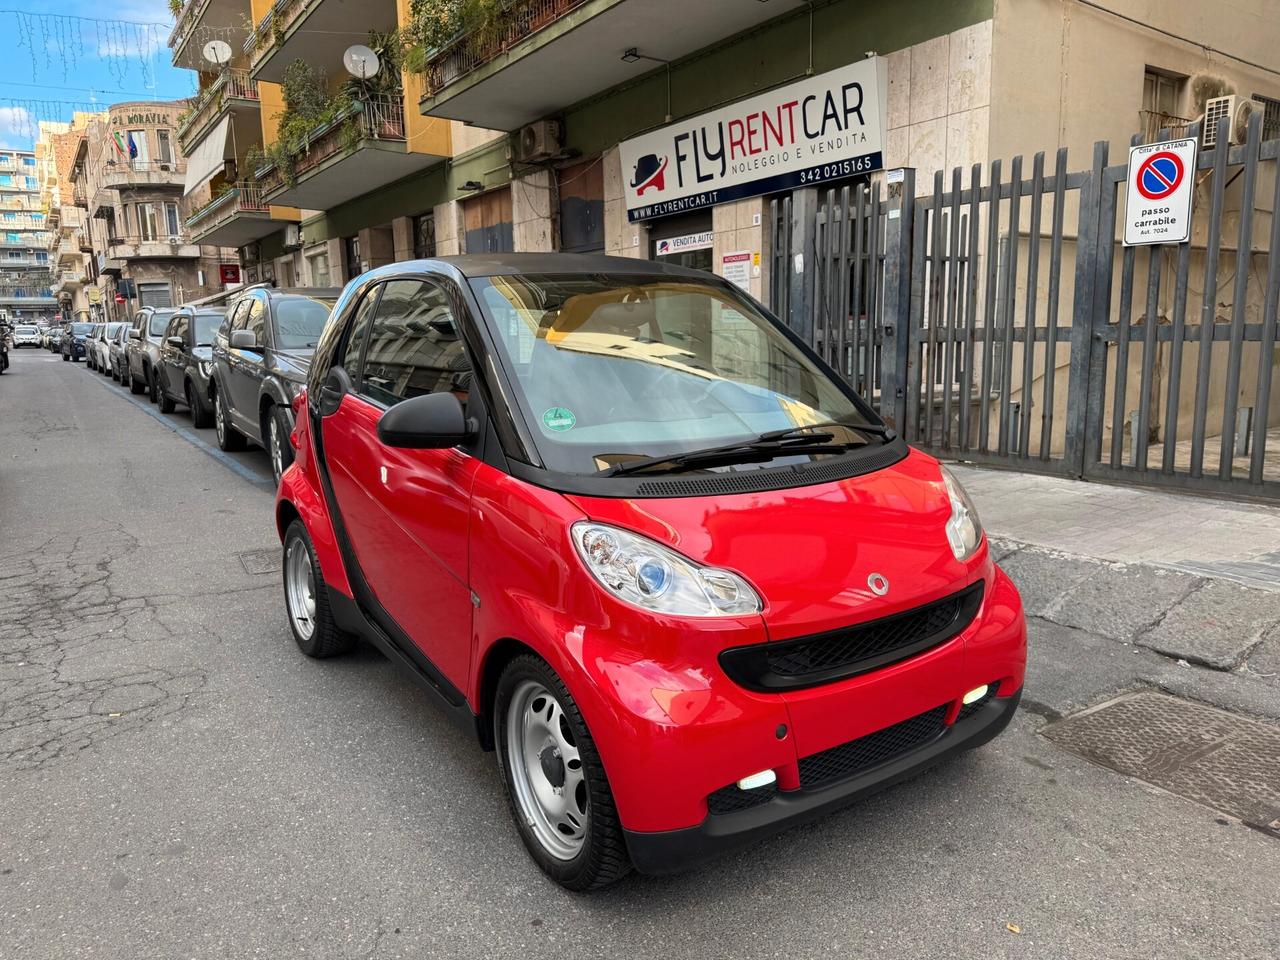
<box><xmin>0</xmin><ymin>1</ymin><xmax>197</xmax><ymax>150</ymax></box>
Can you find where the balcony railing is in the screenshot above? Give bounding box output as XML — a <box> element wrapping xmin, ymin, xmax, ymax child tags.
<box><xmin>423</xmin><ymin>0</ymin><xmax>590</xmax><ymax>98</ymax></box>
<box><xmin>257</xmin><ymin>96</ymin><xmax>406</xmax><ymax>196</ymax></box>
<box><xmin>1139</xmin><ymin>110</ymin><xmax>1195</xmax><ymax>142</ymax></box>
<box><xmin>178</xmin><ymin>71</ymin><xmax>260</xmax><ymax>153</ymax></box>
<box><xmin>99</xmin><ymin>159</ymin><xmax>188</xmax><ymax>190</ymax></box>
<box><xmin>106</xmin><ymin>235</ymin><xmax>202</xmax><ymax>260</ymax></box>
<box><xmin>168</xmin><ymin>0</ymin><xmax>213</xmax><ymax>57</ymax></box>
<box><xmin>246</xmin><ymin>0</ymin><xmax>314</xmax><ymax>71</ymax></box>
<box><xmin>72</xmin><ymin>184</ymin><xmax>88</xmax><ymax>207</ymax></box>
<box><xmin>186</xmin><ymin>182</ymin><xmax>269</xmax><ymax>231</ymax></box>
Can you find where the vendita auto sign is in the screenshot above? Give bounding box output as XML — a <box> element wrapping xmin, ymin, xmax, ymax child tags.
<box><xmin>620</xmin><ymin>58</ymin><xmax>887</xmax><ymax>222</ymax></box>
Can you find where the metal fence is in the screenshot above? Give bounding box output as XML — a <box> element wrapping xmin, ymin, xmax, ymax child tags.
<box><xmin>774</xmin><ymin>113</ymin><xmax>1280</xmax><ymax>500</ymax></box>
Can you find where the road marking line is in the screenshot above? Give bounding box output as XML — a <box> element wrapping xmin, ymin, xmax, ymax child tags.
<box><xmin>90</xmin><ymin>374</ymin><xmax>274</xmax><ymax>489</ymax></box>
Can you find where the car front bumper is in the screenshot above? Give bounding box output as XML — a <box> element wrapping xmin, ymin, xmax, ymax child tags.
<box><xmin>623</xmin><ymin>683</ymin><xmax>1021</xmax><ymax>874</ymax></box>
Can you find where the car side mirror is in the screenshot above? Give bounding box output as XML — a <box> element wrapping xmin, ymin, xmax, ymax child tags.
<box><xmin>128</xmin><ymin>329</ymin><xmax>141</xmax><ymax>339</ymax></box>
<box><xmin>230</xmin><ymin>329</ymin><xmax>258</xmax><ymax>350</ymax></box>
<box><xmin>377</xmin><ymin>392</ymin><xmax>474</xmax><ymax>449</ymax></box>
<box><xmin>166</xmin><ymin>336</ymin><xmax>184</xmax><ymax>349</ymax></box>
<box><xmin>318</xmin><ymin>365</ymin><xmax>353</xmax><ymax>418</ymax></box>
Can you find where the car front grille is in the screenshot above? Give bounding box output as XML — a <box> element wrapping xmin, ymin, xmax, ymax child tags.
<box><xmin>706</xmin><ymin>781</ymin><xmax>779</xmax><ymax>815</ymax></box>
<box><xmin>797</xmin><ymin>704</ymin><xmax>950</xmax><ymax>790</ymax></box>
<box><xmin>719</xmin><ymin>581</ymin><xmax>984</xmax><ymax>692</ymax></box>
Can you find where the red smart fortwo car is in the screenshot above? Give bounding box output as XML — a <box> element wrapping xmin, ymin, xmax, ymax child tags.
<box><xmin>275</xmin><ymin>254</ymin><xmax>1026</xmax><ymax>890</ymax></box>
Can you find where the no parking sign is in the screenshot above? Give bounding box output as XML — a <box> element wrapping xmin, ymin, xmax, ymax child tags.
<box><xmin>1123</xmin><ymin>138</ymin><xmax>1197</xmax><ymax>246</ymax></box>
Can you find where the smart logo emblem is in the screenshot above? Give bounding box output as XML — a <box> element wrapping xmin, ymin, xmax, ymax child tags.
<box><xmin>1135</xmin><ymin>151</ymin><xmax>1184</xmax><ymax>201</ymax></box>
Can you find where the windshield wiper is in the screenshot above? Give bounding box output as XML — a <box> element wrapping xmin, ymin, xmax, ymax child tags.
<box><xmin>603</xmin><ymin>421</ymin><xmax>896</xmax><ymax>477</ymax></box>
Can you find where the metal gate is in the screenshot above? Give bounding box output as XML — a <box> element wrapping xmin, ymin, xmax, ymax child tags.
<box><xmin>774</xmin><ymin>112</ymin><xmax>1280</xmax><ymax>500</ymax></box>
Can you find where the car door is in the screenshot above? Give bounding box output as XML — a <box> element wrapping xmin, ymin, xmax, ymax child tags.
<box><xmin>158</xmin><ymin>313</ymin><xmax>187</xmax><ymax>398</ymax></box>
<box><xmin>320</xmin><ymin>278</ymin><xmax>480</xmax><ymax>692</ymax></box>
<box><xmin>229</xmin><ymin>297</ymin><xmax>267</xmax><ymax>436</ymax></box>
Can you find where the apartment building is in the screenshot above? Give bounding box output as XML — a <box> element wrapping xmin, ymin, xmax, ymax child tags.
<box><xmin>38</xmin><ymin>115</ymin><xmax>102</xmax><ymax>323</ymax></box>
<box><xmin>0</xmin><ymin>148</ymin><xmax>58</xmax><ymax>325</ymax></box>
<box><xmin>66</xmin><ymin>102</ymin><xmax>236</xmax><ymax>321</ymax></box>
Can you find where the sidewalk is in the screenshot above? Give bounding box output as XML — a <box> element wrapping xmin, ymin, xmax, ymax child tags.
<box><xmin>951</xmin><ymin>464</ymin><xmax>1280</xmax><ymax>720</ymax></box>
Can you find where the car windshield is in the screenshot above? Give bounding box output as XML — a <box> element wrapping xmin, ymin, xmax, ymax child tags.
<box><xmin>272</xmin><ymin>296</ymin><xmax>334</xmax><ymax>350</ymax></box>
<box><xmin>148</xmin><ymin>311</ymin><xmax>175</xmax><ymax>336</ymax></box>
<box><xmin>16</xmin><ymin>326</ymin><xmax>36</xmax><ymax>334</ymax></box>
<box><xmin>193</xmin><ymin>312</ymin><xmax>223</xmax><ymax>346</ymax></box>
<box><xmin>70</xmin><ymin>323</ymin><xmax>92</xmax><ymax>335</ymax></box>
<box><xmin>471</xmin><ymin>273</ymin><xmax>877</xmax><ymax>476</ymax></box>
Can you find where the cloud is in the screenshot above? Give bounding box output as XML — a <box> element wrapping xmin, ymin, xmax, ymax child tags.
<box><xmin>96</xmin><ymin>26</ymin><xmax>166</xmax><ymax>60</ymax></box>
<box><xmin>0</xmin><ymin>107</ymin><xmax>35</xmax><ymax>149</ymax></box>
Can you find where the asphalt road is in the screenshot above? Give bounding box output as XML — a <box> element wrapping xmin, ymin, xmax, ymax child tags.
<box><xmin>2</xmin><ymin>347</ymin><xmax>1278</xmax><ymax>960</ymax></box>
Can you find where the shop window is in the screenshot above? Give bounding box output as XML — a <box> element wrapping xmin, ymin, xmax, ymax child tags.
<box><xmin>649</xmin><ymin>209</ymin><xmax>713</xmax><ymax>273</ymax></box>
<box><xmin>558</xmin><ymin>158</ymin><xmax>604</xmax><ymax>253</ymax></box>
<box><xmin>462</xmin><ymin>188</ymin><xmax>513</xmax><ymax>254</ymax></box>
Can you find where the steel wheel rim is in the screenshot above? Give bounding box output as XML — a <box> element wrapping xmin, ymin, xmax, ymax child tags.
<box><xmin>270</xmin><ymin>417</ymin><xmax>284</xmax><ymax>480</ymax></box>
<box><xmin>215</xmin><ymin>393</ymin><xmax>226</xmax><ymax>444</ymax></box>
<box><xmin>284</xmin><ymin>538</ymin><xmax>316</xmax><ymax>641</ymax></box>
<box><xmin>506</xmin><ymin>680</ymin><xmax>588</xmax><ymax>861</ymax></box>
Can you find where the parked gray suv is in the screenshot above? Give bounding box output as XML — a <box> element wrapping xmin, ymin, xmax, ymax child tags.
<box><xmin>125</xmin><ymin>306</ymin><xmax>176</xmax><ymax>398</ymax></box>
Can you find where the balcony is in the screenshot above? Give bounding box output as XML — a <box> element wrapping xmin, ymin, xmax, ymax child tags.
<box><xmin>257</xmin><ymin>96</ymin><xmax>442</xmax><ymax>209</ymax></box>
<box><xmin>178</xmin><ymin>70</ymin><xmax>261</xmax><ymax>156</ymax></box>
<box><xmin>247</xmin><ymin>0</ymin><xmax>399</xmax><ymax>84</ymax></box>
<box><xmin>72</xmin><ymin>184</ymin><xmax>88</xmax><ymax>208</ymax></box>
<box><xmin>419</xmin><ymin>0</ymin><xmax>803</xmax><ymax>129</ymax></box>
<box><xmin>170</xmin><ymin>0</ymin><xmax>254</xmax><ymax>71</ymax></box>
<box><xmin>99</xmin><ymin>159</ymin><xmax>188</xmax><ymax>191</ymax></box>
<box><xmin>56</xmin><ymin>239</ymin><xmax>80</xmax><ymax>265</ymax></box>
<box><xmin>0</xmin><ymin>256</ymin><xmax>49</xmax><ymax>268</ymax></box>
<box><xmin>106</xmin><ymin>235</ymin><xmax>203</xmax><ymax>261</ymax></box>
<box><xmin>186</xmin><ymin>182</ymin><xmax>285</xmax><ymax>247</ymax></box>
<box><xmin>53</xmin><ymin>270</ymin><xmax>84</xmax><ymax>295</ymax></box>
<box><xmin>77</xmin><ymin>229</ymin><xmax>93</xmax><ymax>253</ymax></box>
<box><xmin>97</xmin><ymin>253</ymin><xmax>124</xmax><ymax>276</ymax></box>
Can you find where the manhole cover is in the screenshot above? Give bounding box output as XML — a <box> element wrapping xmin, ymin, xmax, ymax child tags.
<box><xmin>1043</xmin><ymin>691</ymin><xmax>1280</xmax><ymax>837</ymax></box>
<box><xmin>237</xmin><ymin>548</ymin><xmax>278</xmax><ymax>576</ymax></box>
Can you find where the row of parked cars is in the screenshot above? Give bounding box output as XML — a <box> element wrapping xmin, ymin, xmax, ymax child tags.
<box><xmin>72</xmin><ymin>255</ymin><xmax>1026</xmax><ymax>892</ymax></box>
<box><xmin>72</xmin><ymin>284</ymin><xmax>339</xmax><ymax>482</ymax></box>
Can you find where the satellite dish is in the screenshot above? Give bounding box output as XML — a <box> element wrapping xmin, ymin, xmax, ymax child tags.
<box><xmin>343</xmin><ymin>45</ymin><xmax>381</xmax><ymax>80</ymax></box>
<box><xmin>202</xmin><ymin>40</ymin><xmax>232</xmax><ymax>67</ymax></box>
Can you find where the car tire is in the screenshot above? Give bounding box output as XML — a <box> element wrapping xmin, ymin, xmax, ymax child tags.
<box><xmin>213</xmin><ymin>387</ymin><xmax>246</xmax><ymax>451</ymax></box>
<box><xmin>147</xmin><ymin>369</ymin><xmax>160</xmax><ymax>404</ymax></box>
<box><xmin>157</xmin><ymin>373</ymin><xmax>176</xmax><ymax>413</ymax></box>
<box><xmin>281</xmin><ymin>520</ymin><xmax>353</xmax><ymax>659</ymax></box>
<box><xmin>62</xmin><ymin>352</ymin><xmax>69</xmax><ymax>361</ymax></box>
<box><xmin>129</xmin><ymin>371</ymin><xmax>145</xmax><ymax>394</ymax></box>
<box><xmin>494</xmin><ymin>654</ymin><xmax>632</xmax><ymax>891</ymax></box>
<box><xmin>188</xmin><ymin>381</ymin><xmax>213</xmax><ymax>428</ymax></box>
<box><xmin>267</xmin><ymin>405</ymin><xmax>294</xmax><ymax>484</ymax></box>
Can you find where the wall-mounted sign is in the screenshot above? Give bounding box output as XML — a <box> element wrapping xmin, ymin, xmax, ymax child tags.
<box><xmin>219</xmin><ymin>263</ymin><xmax>241</xmax><ymax>285</ymax></box>
<box><xmin>722</xmin><ymin>250</ymin><xmax>751</xmax><ymax>291</ymax></box>
<box><xmin>655</xmin><ymin>230</ymin><xmax>713</xmax><ymax>256</ymax></box>
<box><xmin>1123</xmin><ymin>138</ymin><xmax>1197</xmax><ymax>246</ymax></box>
<box><xmin>621</xmin><ymin>58</ymin><xmax>886</xmax><ymax>222</ymax></box>
<box><xmin>111</xmin><ymin>112</ymin><xmax>172</xmax><ymax>126</ymax></box>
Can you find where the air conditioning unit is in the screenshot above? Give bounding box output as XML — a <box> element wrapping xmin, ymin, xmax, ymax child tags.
<box><xmin>514</xmin><ymin>120</ymin><xmax>564</xmax><ymax>163</ymax></box>
<box><xmin>282</xmin><ymin>224</ymin><xmax>301</xmax><ymax>250</ymax></box>
<box><xmin>167</xmin><ymin>235</ymin><xmax>182</xmax><ymax>245</ymax></box>
<box><xmin>243</xmin><ymin>241</ymin><xmax>261</xmax><ymax>262</ymax></box>
<box><xmin>1201</xmin><ymin>95</ymin><xmax>1264</xmax><ymax>148</ymax></box>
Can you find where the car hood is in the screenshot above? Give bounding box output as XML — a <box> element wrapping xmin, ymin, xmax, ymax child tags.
<box><xmin>564</xmin><ymin>447</ymin><xmax>983</xmax><ymax>639</ymax></box>
<box><xmin>274</xmin><ymin>350</ymin><xmax>312</xmax><ymax>381</ymax></box>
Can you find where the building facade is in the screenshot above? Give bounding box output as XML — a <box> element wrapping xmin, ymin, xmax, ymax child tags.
<box><xmin>0</xmin><ymin>148</ymin><xmax>57</xmax><ymax>325</ymax></box>
<box><xmin>67</xmin><ymin>101</ymin><xmax>236</xmax><ymax>321</ymax></box>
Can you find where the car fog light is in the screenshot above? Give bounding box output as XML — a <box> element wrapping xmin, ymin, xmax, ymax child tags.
<box><xmin>737</xmin><ymin>769</ymin><xmax>777</xmax><ymax>791</ymax></box>
<box><xmin>962</xmin><ymin>684</ymin><xmax>989</xmax><ymax>705</ymax></box>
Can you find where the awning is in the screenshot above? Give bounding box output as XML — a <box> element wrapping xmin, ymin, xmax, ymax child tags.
<box><xmin>183</xmin><ymin>115</ymin><xmax>233</xmax><ymax>197</ymax></box>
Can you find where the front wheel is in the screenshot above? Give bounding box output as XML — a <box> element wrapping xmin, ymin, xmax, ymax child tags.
<box><xmin>267</xmin><ymin>405</ymin><xmax>294</xmax><ymax>484</ymax></box>
<box><xmin>213</xmin><ymin>387</ymin><xmax>246</xmax><ymax>451</ymax></box>
<box><xmin>281</xmin><ymin>520</ymin><xmax>353</xmax><ymax>658</ymax></box>
<box><xmin>156</xmin><ymin>372</ymin><xmax>176</xmax><ymax>413</ymax></box>
<box><xmin>494</xmin><ymin>655</ymin><xmax>632</xmax><ymax>891</ymax></box>
<box><xmin>129</xmin><ymin>370</ymin><xmax>145</xmax><ymax>394</ymax></box>
<box><xmin>188</xmin><ymin>381</ymin><xmax>212</xmax><ymax>428</ymax></box>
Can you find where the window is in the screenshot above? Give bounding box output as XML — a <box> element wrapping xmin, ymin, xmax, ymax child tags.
<box><xmin>5</xmin><ymin>232</ymin><xmax>17</xmax><ymax>243</ymax></box>
<box><xmin>137</xmin><ymin>203</ymin><xmax>158</xmax><ymax>241</ymax></box>
<box><xmin>22</xmin><ymin>157</ymin><xmax>34</xmax><ymax>167</ymax></box>
<box><xmin>342</xmin><ymin>284</ymin><xmax>383</xmax><ymax>374</ymax></box>
<box><xmin>120</xmin><ymin>204</ymin><xmax>130</xmax><ymax>237</ymax></box>
<box><xmin>164</xmin><ymin>202</ymin><xmax>179</xmax><ymax>237</ymax></box>
<box><xmin>167</xmin><ymin>313</ymin><xmax>189</xmax><ymax>344</ymax></box>
<box><xmin>25</xmin><ymin>177</ymin><xmax>36</xmax><ymax>189</ymax></box>
<box><xmin>1142</xmin><ymin>68</ymin><xmax>1187</xmax><ymax>140</ymax></box>
<box><xmin>357</xmin><ymin>280</ymin><xmax>468</xmax><ymax>406</ymax></box>
<box><xmin>412</xmin><ymin>213</ymin><xmax>435</xmax><ymax>259</ymax></box>
<box><xmin>35</xmin><ymin>252</ymin><xmax>47</xmax><ymax>263</ymax></box>
<box><xmin>1254</xmin><ymin>94</ymin><xmax>1280</xmax><ymax>141</ymax></box>
<box><xmin>157</xmin><ymin>130</ymin><xmax>173</xmax><ymax>165</ymax></box>
<box><xmin>272</xmin><ymin>295</ymin><xmax>335</xmax><ymax>350</ymax></box>
<box><xmin>2</xmin><ymin>213</ymin><xmax>14</xmax><ymax>222</ymax></box>
<box><xmin>247</xmin><ymin>297</ymin><xmax>267</xmax><ymax>345</ymax></box>
<box><xmin>228</xmin><ymin>299</ymin><xmax>252</xmax><ymax>332</ymax></box>
<box><xmin>7</xmin><ymin>250</ymin><xmax>20</xmax><ymax>260</ymax></box>
<box><xmin>0</xmin><ymin>174</ymin><xmax>12</xmax><ymax>186</ymax></box>
<box><xmin>343</xmin><ymin>235</ymin><xmax>360</xmax><ymax>281</ymax></box>
<box><xmin>31</xmin><ymin>212</ymin><xmax>41</xmax><ymax>221</ymax></box>
<box><xmin>127</xmin><ymin>129</ymin><xmax>149</xmax><ymax>164</ymax></box>
<box><xmin>147</xmin><ymin>310</ymin><xmax>174</xmax><ymax>336</ymax></box>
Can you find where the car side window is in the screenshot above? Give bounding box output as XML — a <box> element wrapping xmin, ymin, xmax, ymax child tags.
<box><xmin>229</xmin><ymin>300</ymin><xmax>251</xmax><ymax>332</ymax></box>
<box><xmin>358</xmin><ymin>279</ymin><xmax>470</xmax><ymax>407</ymax></box>
<box><xmin>168</xmin><ymin>314</ymin><xmax>188</xmax><ymax>345</ymax></box>
<box><xmin>340</xmin><ymin>283</ymin><xmax>383</xmax><ymax>380</ymax></box>
<box><xmin>247</xmin><ymin>299</ymin><xmax>267</xmax><ymax>347</ymax></box>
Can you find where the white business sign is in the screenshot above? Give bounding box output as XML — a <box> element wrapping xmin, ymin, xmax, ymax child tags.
<box><xmin>1123</xmin><ymin>138</ymin><xmax>1197</xmax><ymax>246</ymax></box>
<box><xmin>620</xmin><ymin>58</ymin><xmax>887</xmax><ymax>222</ymax></box>
<box><xmin>654</xmin><ymin>230</ymin><xmax>713</xmax><ymax>256</ymax></box>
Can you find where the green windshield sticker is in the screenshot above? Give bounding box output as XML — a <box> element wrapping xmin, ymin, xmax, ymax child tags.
<box><xmin>542</xmin><ymin>407</ymin><xmax>577</xmax><ymax>432</ymax></box>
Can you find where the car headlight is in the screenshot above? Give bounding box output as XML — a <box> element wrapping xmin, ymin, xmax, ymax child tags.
<box><xmin>940</xmin><ymin>466</ymin><xmax>983</xmax><ymax>560</ymax></box>
<box><xmin>571</xmin><ymin>521</ymin><xmax>762</xmax><ymax>617</ymax></box>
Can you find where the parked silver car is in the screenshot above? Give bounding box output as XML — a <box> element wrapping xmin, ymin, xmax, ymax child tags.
<box><xmin>125</xmin><ymin>306</ymin><xmax>175</xmax><ymax>398</ymax></box>
<box><xmin>108</xmin><ymin>323</ymin><xmax>132</xmax><ymax>383</ymax></box>
<box><xmin>89</xmin><ymin>322</ymin><xmax>125</xmax><ymax>374</ymax></box>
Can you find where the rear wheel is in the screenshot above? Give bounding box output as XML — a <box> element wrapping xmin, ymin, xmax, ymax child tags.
<box><xmin>147</xmin><ymin>368</ymin><xmax>159</xmax><ymax>404</ymax></box>
<box><xmin>157</xmin><ymin>372</ymin><xmax>176</xmax><ymax>413</ymax></box>
<box><xmin>129</xmin><ymin>369</ymin><xmax>145</xmax><ymax>394</ymax></box>
<box><xmin>282</xmin><ymin>520</ymin><xmax>353</xmax><ymax>658</ymax></box>
<box><xmin>494</xmin><ymin>655</ymin><xmax>632</xmax><ymax>891</ymax></box>
<box><xmin>214</xmin><ymin>387</ymin><xmax>246</xmax><ymax>451</ymax></box>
